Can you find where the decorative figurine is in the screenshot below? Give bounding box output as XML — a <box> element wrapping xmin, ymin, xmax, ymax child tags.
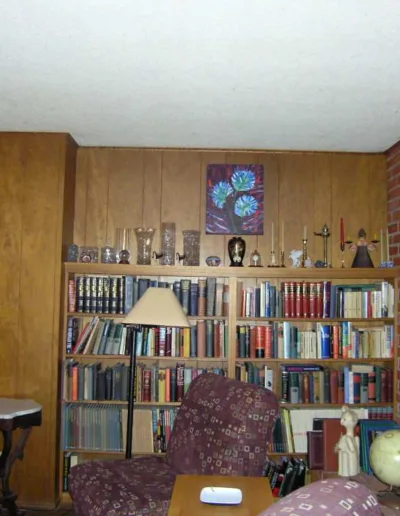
<box><xmin>249</xmin><ymin>249</ymin><xmax>262</xmax><ymax>267</ymax></box>
<box><xmin>205</xmin><ymin>256</ymin><xmax>222</xmax><ymax>267</ymax></box>
<box><xmin>118</xmin><ymin>249</ymin><xmax>131</xmax><ymax>265</ymax></box>
<box><xmin>335</xmin><ymin>405</ymin><xmax>360</xmax><ymax>477</ymax></box>
<box><xmin>79</xmin><ymin>246</ymin><xmax>98</xmax><ymax>263</ymax></box>
<box><xmin>101</xmin><ymin>245</ymin><xmax>117</xmax><ymax>264</ymax></box>
<box><xmin>350</xmin><ymin>229</ymin><xmax>376</xmax><ymax>268</ymax></box>
<box><xmin>67</xmin><ymin>244</ymin><xmax>79</xmax><ymax>262</ymax></box>
<box><xmin>314</xmin><ymin>223</ymin><xmax>331</xmax><ymax>268</ymax></box>
<box><xmin>289</xmin><ymin>249</ymin><xmax>303</xmax><ymax>268</ymax></box>
<box><xmin>228</xmin><ymin>237</ymin><xmax>246</xmax><ymax>267</ymax></box>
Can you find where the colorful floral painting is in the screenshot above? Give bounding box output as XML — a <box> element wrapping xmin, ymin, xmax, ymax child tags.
<box><xmin>206</xmin><ymin>164</ymin><xmax>264</xmax><ymax>235</ymax></box>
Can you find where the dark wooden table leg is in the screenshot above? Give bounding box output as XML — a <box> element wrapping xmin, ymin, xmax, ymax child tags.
<box><xmin>0</xmin><ymin>428</ymin><xmax>32</xmax><ymax>516</ymax></box>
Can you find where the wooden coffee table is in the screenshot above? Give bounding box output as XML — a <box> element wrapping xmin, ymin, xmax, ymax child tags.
<box><xmin>168</xmin><ymin>475</ymin><xmax>274</xmax><ymax>516</ymax></box>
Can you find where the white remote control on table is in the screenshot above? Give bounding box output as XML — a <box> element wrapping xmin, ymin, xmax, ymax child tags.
<box><xmin>200</xmin><ymin>486</ymin><xmax>243</xmax><ymax>505</ymax></box>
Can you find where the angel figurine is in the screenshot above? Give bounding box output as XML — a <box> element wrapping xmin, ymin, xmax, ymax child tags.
<box><xmin>350</xmin><ymin>228</ymin><xmax>376</xmax><ymax>268</ymax></box>
<box><xmin>335</xmin><ymin>405</ymin><xmax>360</xmax><ymax>477</ymax></box>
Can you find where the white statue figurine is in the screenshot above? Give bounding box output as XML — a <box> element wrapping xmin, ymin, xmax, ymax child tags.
<box><xmin>335</xmin><ymin>405</ymin><xmax>360</xmax><ymax>477</ymax></box>
<box><xmin>289</xmin><ymin>249</ymin><xmax>303</xmax><ymax>268</ymax></box>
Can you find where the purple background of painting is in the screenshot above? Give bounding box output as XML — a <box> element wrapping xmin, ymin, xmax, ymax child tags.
<box><xmin>206</xmin><ymin>164</ymin><xmax>264</xmax><ymax>235</ymax></box>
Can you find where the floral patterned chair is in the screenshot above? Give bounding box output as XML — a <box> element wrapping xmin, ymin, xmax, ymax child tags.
<box><xmin>69</xmin><ymin>373</ymin><xmax>279</xmax><ymax>516</ymax></box>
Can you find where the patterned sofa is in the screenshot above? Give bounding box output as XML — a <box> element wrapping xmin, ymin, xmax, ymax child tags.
<box><xmin>258</xmin><ymin>477</ymin><xmax>384</xmax><ymax>516</ymax></box>
<box><xmin>69</xmin><ymin>373</ymin><xmax>280</xmax><ymax>516</ymax></box>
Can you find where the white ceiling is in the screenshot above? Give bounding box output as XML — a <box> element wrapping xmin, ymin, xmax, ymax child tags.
<box><xmin>1</xmin><ymin>0</ymin><xmax>400</xmax><ymax>152</ymax></box>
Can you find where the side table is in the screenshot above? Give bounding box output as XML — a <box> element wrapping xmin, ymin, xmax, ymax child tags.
<box><xmin>168</xmin><ymin>475</ymin><xmax>274</xmax><ymax>516</ymax></box>
<box><xmin>0</xmin><ymin>399</ymin><xmax>42</xmax><ymax>516</ymax></box>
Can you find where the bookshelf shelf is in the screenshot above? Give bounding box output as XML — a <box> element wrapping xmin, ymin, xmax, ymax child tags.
<box><xmin>59</xmin><ymin>263</ymin><xmax>398</xmax><ymax>497</ymax></box>
<box><xmin>67</xmin><ymin>312</ymin><xmax>228</xmax><ymax>322</ymax></box>
<box><xmin>237</xmin><ymin>317</ymin><xmax>395</xmax><ymax>323</ymax></box>
<box><xmin>280</xmin><ymin>402</ymin><xmax>392</xmax><ymax>409</ymax></box>
<box><xmin>64</xmin><ymin>262</ymin><xmax>398</xmax><ymax>280</ymax></box>
<box><xmin>65</xmin><ymin>354</ymin><xmax>227</xmax><ymax>362</ymax></box>
<box><xmin>63</xmin><ymin>400</ymin><xmax>181</xmax><ymax>406</ymax></box>
<box><xmin>236</xmin><ymin>358</ymin><xmax>393</xmax><ymax>364</ymax></box>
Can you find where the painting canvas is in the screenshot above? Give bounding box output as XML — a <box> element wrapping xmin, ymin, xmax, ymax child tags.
<box><xmin>206</xmin><ymin>164</ymin><xmax>264</xmax><ymax>235</ymax></box>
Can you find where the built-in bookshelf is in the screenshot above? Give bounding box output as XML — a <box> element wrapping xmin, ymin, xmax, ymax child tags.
<box><xmin>58</xmin><ymin>263</ymin><xmax>398</xmax><ymax>500</ymax></box>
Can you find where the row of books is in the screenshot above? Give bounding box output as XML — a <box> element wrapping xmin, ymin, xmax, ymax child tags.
<box><xmin>63</xmin><ymin>360</ymin><xmax>227</xmax><ymax>403</ymax></box>
<box><xmin>280</xmin><ymin>364</ymin><xmax>393</xmax><ymax>405</ymax></box>
<box><xmin>68</xmin><ymin>275</ymin><xmax>229</xmax><ymax>317</ymax></box>
<box><xmin>62</xmin><ymin>404</ymin><xmax>177</xmax><ymax>454</ymax></box>
<box><xmin>236</xmin><ymin>322</ymin><xmax>394</xmax><ymax>359</ymax></box>
<box><xmin>240</xmin><ymin>281</ymin><xmax>394</xmax><ymax>319</ymax></box>
<box><xmin>68</xmin><ymin>316</ymin><xmax>229</xmax><ymax>358</ymax></box>
<box><xmin>264</xmin><ymin>458</ymin><xmax>306</xmax><ymax>498</ymax></box>
<box><xmin>306</xmin><ymin>416</ymin><xmax>399</xmax><ymax>475</ymax></box>
<box><xmin>271</xmin><ymin>407</ymin><xmax>371</xmax><ymax>453</ymax></box>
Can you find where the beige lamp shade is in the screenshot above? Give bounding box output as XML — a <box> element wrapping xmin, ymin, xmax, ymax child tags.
<box><xmin>122</xmin><ymin>287</ymin><xmax>190</xmax><ymax>328</ymax></box>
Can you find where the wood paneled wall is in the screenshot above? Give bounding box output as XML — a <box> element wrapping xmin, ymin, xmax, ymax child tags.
<box><xmin>74</xmin><ymin>148</ymin><xmax>387</xmax><ymax>268</ymax></box>
<box><xmin>0</xmin><ymin>133</ymin><xmax>77</xmax><ymax>508</ymax></box>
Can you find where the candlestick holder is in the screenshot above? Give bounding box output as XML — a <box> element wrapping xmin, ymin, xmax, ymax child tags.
<box><xmin>302</xmin><ymin>239</ymin><xmax>308</xmax><ymax>268</ymax></box>
<box><xmin>280</xmin><ymin>250</ymin><xmax>285</xmax><ymax>267</ymax></box>
<box><xmin>314</xmin><ymin>224</ymin><xmax>331</xmax><ymax>268</ymax></box>
<box><xmin>340</xmin><ymin>242</ymin><xmax>345</xmax><ymax>268</ymax></box>
<box><xmin>268</xmin><ymin>250</ymin><xmax>280</xmax><ymax>267</ymax></box>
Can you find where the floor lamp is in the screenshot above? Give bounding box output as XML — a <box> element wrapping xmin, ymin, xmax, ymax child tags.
<box><xmin>122</xmin><ymin>287</ymin><xmax>190</xmax><ymax>459</ymax></box>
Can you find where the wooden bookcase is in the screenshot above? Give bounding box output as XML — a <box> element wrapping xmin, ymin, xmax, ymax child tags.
<box><xmin>58</xmin><ymin>263</ymin><xmax>398</xmax><ymax>503</ymax></box>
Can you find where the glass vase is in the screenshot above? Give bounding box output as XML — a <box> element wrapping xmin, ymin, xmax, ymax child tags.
<box><xmin>135</xmin><ymin>228</ymin><xmax>156</xmax><ymax>265</ymax></box>
<box><xmin>115</xmin><ymin>228</ymin><xmax>133</xmax><ymax>264</ymax></box>
<box><xmin>183</xmin><ymin>230</ymin><xmax>200</xmax><ymax>266</ymax></box>
<box><xmin>161</xmin><ymin>222</ymin><xmax>176</xmax><ymax>266</ymax></box>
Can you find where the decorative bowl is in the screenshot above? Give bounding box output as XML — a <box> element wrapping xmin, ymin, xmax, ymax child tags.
<box><xmin>206</xmin><ymin>256</ymin><xmax>221</xmax><ymax>267</ymax></box>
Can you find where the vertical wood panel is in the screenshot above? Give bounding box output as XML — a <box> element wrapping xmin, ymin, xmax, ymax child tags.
<box><xmin>85</xmin><ymin>148</ymin><xmax>110</xmax><ymax>248</ymax></box>
<box><xmin>278</xmin><ymin>154</ymin><xmax>315</xmax><ymax>265</ymax></box>
<box><xmin>256</xmin><ymin>154</ymin><xmax>279</xmax><ymax>267</ymax></box>
<box><xmin>143</xmin><ymin>151</ymin><xmax>162</xmax><ymax>257</ymax></box>
<box><xmin>200</xmin><ymin>151</ymin><xmax>227</xmax><ymax>265</ymax></box>
<box><xmin>161</xmin><ymin>151</ymin><xmax>201</xmax><ymax>262</ymax></box>
<box><xmin>107</xmin><ymin>149</ymin><xmax>144</xmax><ymax>258</ymax></box>
<box><xmin>16</xmin><ymin>135</ymin><xmax>63</xmax><ymax>504</ymax></box>
<box><xmin>0</xmin><ymin>133</ymin><xmax>76</xmax><ymax>508</ymax></box>
<box><xmin>369</xmin><ymin>154</ymin><xmax>387</xmax><ymax>267</ymax></box>
<box><xmin>331</xmin><ymin>155</ymin><xmax>371</xmax><ymax>268</ymax></box>
<box><xmin>312</xmin><ymin>154</ymin><xmax>332</xmax><ymax>266</ymax></box>
<box><xmin>73</xmin><ymin>149</ymin><xmax>89</xmax><ymax>245</ymax></box>
<box><xmin>0</xmin><ymin>135</ymin><xmax>23</xmax><ymax>396</ymax></box>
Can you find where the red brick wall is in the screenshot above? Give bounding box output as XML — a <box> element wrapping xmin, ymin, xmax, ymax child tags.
<box><xmin>386</xmin><ymin>140</ymin><xmax>400</xmax><ymax>418</ymax></box>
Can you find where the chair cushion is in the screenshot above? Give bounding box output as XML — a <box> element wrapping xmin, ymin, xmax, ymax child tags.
<box><xmin>167</xmin><ymin>373</ymin><xmax>279</xmax><ymax>476</ymax></box>
<box><xmin>257</xmin><ymin>478</ymin><xmax>381</xmax><ymax>516</ymax></box>
<box><xmin>69</xmin><ymin>455</ymin><xmax>176</xmax><ymax>516</ymax></box>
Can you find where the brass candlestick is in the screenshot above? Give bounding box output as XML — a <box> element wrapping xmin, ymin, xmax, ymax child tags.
<box><xmin>302</xmin><ymin>239</ymin><xmax>308</xmax><ymax>267</ymax></box>
<box><xmin>268</xmin><ymin>249</ymin><xmax>279</xmax><ymax>267</ymax></box>
<box><xmin>280</xmin><ymin>250</ymin><xmax>285</xmax><ymax>267</ymax></box>
<box><xmin>314</xmin><ymin>224</ymin><xmax>331</xmax><ymax>268</ymax></box>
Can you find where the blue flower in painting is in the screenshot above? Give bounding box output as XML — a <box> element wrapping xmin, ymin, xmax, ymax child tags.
<box><xmin>234</xmin><ymin>195</ymin><xmax>258</xmax><ymax>217</ymax></box>
<box><xmin>231</xmin><ymin>170</ymin><xmax>256</xmax><ymax>192</ymax></box>
<box><xmin>211</xmin><ymin>181</ymin><xmax>234</xmax><ymax>208</ymax></box>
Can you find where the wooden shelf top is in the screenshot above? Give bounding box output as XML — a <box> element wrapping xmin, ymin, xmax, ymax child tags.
<box><xmin>65</xmin><ymin>354</ymin><xmax>227</xmax><ymax>361</ymax></box>
<box><xmin>236</xmin><ymin>357</ymin><xmax>393</xmax><ymax>363</ymax></box>
<box><xmin>280</xmin><ymin>402</ymin><xmax>391</xmax><ymax>408</ymax></box>
<box><xmin>64</xmin><ymin>263</ymin><xmax>399</xmax><ymax>280</ymax></box>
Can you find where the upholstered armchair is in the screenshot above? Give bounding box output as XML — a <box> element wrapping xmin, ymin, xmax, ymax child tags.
<box><xmin>69</xmin><ymin>373</ymin><xmax>279</xmax><ymax>516</ymax></box>
<box><xmin>257</xmin><ymin>477</ymin><xmax>383</xmax><ymax>516</ymax></box>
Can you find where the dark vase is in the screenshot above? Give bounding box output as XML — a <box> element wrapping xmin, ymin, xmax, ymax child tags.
<box><xmin>228</xmin><ymin>237</ymin><xmax>246</xmax><ymax>267</ymax></box>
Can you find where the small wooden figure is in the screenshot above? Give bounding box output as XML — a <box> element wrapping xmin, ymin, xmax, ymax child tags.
<box><xmin>350</xmin><ymin>228</ymin><xmax>376</xmax><ymax>268</ymax></box>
